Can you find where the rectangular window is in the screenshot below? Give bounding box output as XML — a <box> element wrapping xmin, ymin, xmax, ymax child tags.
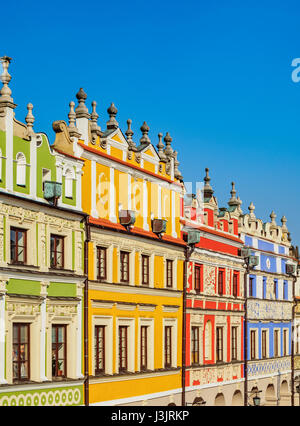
<box><xmin>262</xmin><ymin>330</ymin><xmax>267</xmax><ymax>359</ymax></box>
<box><xmin>250</xmin><ymin>330</ymin><xmax>256</xmax><ymax>360</ymax></box>
<box><xmin>120</xmin><ymin>251</ymin><xmax>130</xmax><ymax>283</ymax></box>
<box><xmin>140</xmin><ymin>326</ymin><xmax>148</xmax><ymax>371</ymax></box>
<box><xmin>274</xmin><ymin>330</ymin><xmax>279</xmax><ymax>357</ymax></box>
<box><xmin>283</xmin><ymin>330</ymin><xmax>288</xmax><ymax>356</ymax></box>
<box><xmin>97</xmin><ymin>247</ymin><xmax>107</xmax><ymax>280</ymax></box>
<box><xmin>13</xmin><ymin>323</ymin><xmax>30</xmax><ymax>382</ymax></box>
<box><xmin>194</xmin><ymin>265</ymin><xmax>202</xmax><ymax>293</ymax></box>
<box><xmin>274</xmin><ymin>280</ymin><xmax>277</xmax><ymax>299</ymax></box>
<box><xmin>231</xmin><ymin>326</ymin><xmax>237</xmax><ymax>361</ymax></box>
<box><xmin>10</xmin><ymin>227</ymin><xmax>27</xmax><ymax>264</ymax></box>
<box><xmin>216</xmin><ymin>327</ymin><xmax>223</xmax><ymax>362</ymax></box>
<box><xmin>218</xmin><ymin>270</ymin><xmax>224</xmax><ymax>295</ymax></box>
<box><xmin>52</xmin><ymin>325</ymin><xmax>67</xmax><ymax>378</ymax></box>
<box><xmin>164</xmin><ymin>326</ymin><xmax>172</xmax><ymax>367</ymax></box>
<box><xmin>141</xmin><ymin>255</ymin><xmax>150</xmax><ymax>286</ymax></box>
<box><xmin>119</xmin><ymin>326</ymin><xmax>128</xmax><ymax>372</ymax></box>
<box><xmin>249</xmin><ymin>277</ymin><xmax>254</xmax><ymax>297</ymax></box>
<box><xmin>50</xmin><ymin>234</ymin><xmax>64</xmax><ymax>269</ymax></box>
<box><xmin>191</xmin><ymin>327</ymin><xmax>200</xmax><ymax>365</ymax></box>
<box><xmin>94</xmin><ymin>326</ymin><xmax>105</xmax><ymax>374</ymax></box>
<box><xmin>233</xmin><ymin>272</ymin><xmax>238</xmax><ymax>298</ymax></box>
<box><xmin>166</xmin><ymin>260</ymin><xmax>173</xmax><ymax>288</ymax></box>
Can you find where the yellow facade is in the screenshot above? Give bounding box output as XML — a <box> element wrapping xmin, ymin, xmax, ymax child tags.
<box><xmin>68</xmin><ymin>98</ymin><xmax>186</xmax><ymax>405</ymax></box>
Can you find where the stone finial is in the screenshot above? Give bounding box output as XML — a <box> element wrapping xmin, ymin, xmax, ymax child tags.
<box><xmin>91</xmin><ymin>101</ymin><xmax>101</xmax><ymax>131</ymax></box>
<box><xmin>270</xmin><ymin>211</ymin><xmax>276</xmax><ymax>225</ymax></box>
<box><xmin>75</xmin><ymin>88</ymin><xmax>90</xmax><ymax>118</ymax></box>
<box><xmin>125</xmin><ymin>119</ymin><xmax>136</xmax><ymax>149</ymax></box>
<box><xmin>90</xmin><ymin>101</ymin><xmax>101</xmax><ymax>142</ymax></box>
<box><xmin>68</xmin><ymin>101</ymin><xmax>81</xmax><ymax>138</ymax></box>
<box><xmin>157</xmin><ymin>132</ymin><xmax>167</xmax><ymax>161</ymax></box>
<box><xmin>281</xmin><ymin>216</ymin><xmax>288</xmax><ymax>232</ymax></box>
<box><xmin>0</xmin><ymin>56</ymin><xmax>13</xmax><ymax>103</ymax></box>
<box><xmin>106</xmin><ymin>102</ymin><xmax>119</xmax><ymax>129</ymax></box>
<box><xmin>140</xmin><ymin>121</ymin><xmax>150</xmax><ymax>144</ymax></box>
<box><xmin>25</xmin><ymin>103</ymin><xmax>35</xmax><ymax>135</ymax></box>
<box><xmin>173</xmin><ymin>150</ymin><xmax>183</xmax><ymax>181</ymax></box>
<box><xmin>164</xmin><ymin>132</ymin><xmax>173</xmax><ymax>157</ymax></box>
<box><xmin>228</xmin><ymin>182</ymin><xmax>242</xmax><ymax>207</ymax></box>
<box><xmin>203</xmin><ymin>168</ymin><xmax>214</xmax><ymax>198</ymax></box>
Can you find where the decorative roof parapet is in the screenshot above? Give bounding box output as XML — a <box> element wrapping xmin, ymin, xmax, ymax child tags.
<box><xmin>75</xmin><ymin>88</ymin><xmax>90</xmax><ymax>119</ymax></box>
<box><xmin>106</xmin><ymin>102</ymin><xmax>118</xmax><ymax>130</ymax></box>
<box><xmin>173</xmin><ymin>150</ymin><xmax>183</xmax><ymax>181</ymax></box>
<box><xmin>228</xmin><ymin>182</ymin><xmax>241</xmax><ymax>207</ymax></box>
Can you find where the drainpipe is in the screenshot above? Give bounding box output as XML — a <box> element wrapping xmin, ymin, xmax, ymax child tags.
<box><xmin>84</xmin><ymin>215</ymin><xmax>90</xmax><ymax>406</ymax></box>
<box><xmin>243</xmin><ymin>259</ymin><xmax>250</xmax><ymax>407</ymax></box>
<box><xmin>181</xmin><ymin>246</ymin><xmax>188</xmax><ymax>407</ymax></box>
<box><xmin>291</xmin><ymin>273</ymin><xmax>297</xmax><ymax>407</ymax></box>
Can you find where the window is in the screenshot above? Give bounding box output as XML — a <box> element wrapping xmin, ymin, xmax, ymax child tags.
<box><xmin>274</xmin><ymin>280</ymin><xmax>277</xmax><ymax>299</ymax></box>
<box><xmin>95</xmin><ymin>326</ymin><xmax>105</xmax><ymax>374</ymax></box>
<box><xmin>283</xmin><ymin>330</ymin><xmax>288</xmax><ymax>356</ymax></box>
<box><xmin>50</xmin><ymin>235</ymin><xmax>64</xmax><ymax>269</ymax></box>
<box><xmin>119</xmin><ymin>326</ymin><xmax>128</xmax><ymax>372</ymax></box>
<box><xmin>194</xmin><ymin>265</ymin><xmax>202</xmax><ymax>293</ymax></box>
<box><xmin>297</xmin><ymin>326</ymin><xmax>300</xmax><ymax>355</ymax></box>
<box><xmin>274</xmin><ymin>330</ymin><xmax>279</xmax><ymax>357</ymax></box>
<box><xmin>283</xmin><ymin>281</ymin><xmax>288</xmax><ymax>300</ymax></box>
<box><xmin>64</xmin><ymin>168</ymin><xmax>73</xmax><ymax>199</ymax></box>
<box><xmin>10</xmin><ymin>227</ymin><xmax>27</xmax><ymax>264</ymax></box>
<box><xmin>97</xmin><ymin>247</ymin><xmax>107</xmax><ymax>280</ymax></box>
<box><xmin>233</xmin><ymin>272</ymin><xmax>238</xmax><ymax>298</ymax></box>
<box><xmin>250</xmin><ymin>330</ymin><xmax>256</xmax><ymax>360</ymax></box>
<box><xmin>262</xmin><ymin>330</ymin><xmax>267</xmax><ymax>359</ymax></box>
<box><xmin>16</xmin><ymin>152</ymin><xmax>26</xmax><ymax>186</ymax></box>
<box><xmin>216</xmin><ymin>327</ymin><xmax>223</xmax><ymax>362</ymax></box>
<box><xmin>42</xmin><ymin>168</ymin><xmax>51</xmax><ymax>191</ymax></box>
<box><xmin>141</xmin><ymin>255</ymin><xmax>149</xmax><ymax>286</ymax></box>
<box><xmin>218</xmin><ymin>270</ymin><xmax>224</xmax><ymax>295</ymax></box>
<box><xmin>249</xmin><ymin>277</ymin><xmax>254</xmax><ymax>297</ymax></box>
<box><xmin>120</xmin><ymin>251</ymin><xmax>130</xmax><ymax>283</ymax></box>
<box><xmin>52</xmin><ymin>325</ymin><xmax>67</xmax><ymax>378</ymax></box>
<box><xmin>166</xmin><ymin>260</ymin><xmax>173</xmax><ymax>288</ymax></box>
<box><xmin>13</xmin><ymin>323</ymin><xmax>30</xmax><ymax>382</ymax></box>
<box><xmin>140</xmin><ymin>326</ymin><xmax>148</xmax><ymax>371</ymax></box>
<box><xmin>191</xmin><ymin>327</ymin><xmax>200</xmax><ymax>365</ymax></box>
<box><xmin>164</xmin><ymin>326</ymin><xmax>172</xmax><ymax>367</ymax></box>
<box><xmin>231</xmin><ymin>327</ymin><xmax>237</xmax><ymax>361</ymax></box>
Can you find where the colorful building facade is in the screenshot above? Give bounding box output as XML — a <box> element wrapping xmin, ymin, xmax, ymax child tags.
<box><xmin>52</xmin><ymin>87</ymin><xmax>187</xmax><ymax>405</ymax></box>
<box><xmin>182</xmin><ymin>175</ymin><xmax>245</xmax><ymax>406</ymax></box>
<box><xmin>0</xmin><ymin>56</ymin><xmax>86</xmax><ymax>406</ymax></box>
<box><xmin>240</xmin><ymin>201</ymin><xmax>297</xmax><ymax>406</ymax></box>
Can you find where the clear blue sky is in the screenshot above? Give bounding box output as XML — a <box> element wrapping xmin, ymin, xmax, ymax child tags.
<box><xmin>2</xmin><ymin>0</ymin><xmax>300</xmax><ymax>246</ymax></box>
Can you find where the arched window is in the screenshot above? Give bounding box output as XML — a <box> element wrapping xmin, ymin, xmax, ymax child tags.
<box><xmin>64</xmin><ymin>168</ymin><xmax>74</xmax><ymax>199</ymax></box>
<box><xmin>16</xmin><ymin>152</ymin><xmax>26</xmax><ymax>186</ymax></box>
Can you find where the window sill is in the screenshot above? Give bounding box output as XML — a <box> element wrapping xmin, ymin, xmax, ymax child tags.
<box><xmin>49</xmin><ymin>267</ymin><xmax>75</xmax><ymax>273</ymax></box>
<box><xmin>8</xmin><ymin>263</ymin><xmax>39</xmax><ymax>269</ymax></box>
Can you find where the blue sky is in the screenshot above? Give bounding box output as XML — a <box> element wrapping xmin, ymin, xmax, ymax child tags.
<box><xmin>2</xmin><ymin>0</ymin><xmax>300</xmax><ymax>246</ymax></box>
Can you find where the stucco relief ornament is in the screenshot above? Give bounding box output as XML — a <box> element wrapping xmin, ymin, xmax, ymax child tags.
<box><xmin>204</xmin><ymin>266</ymin><xmax>216</xmax><ymax>295</ymax></box>
<box><xmin>266</xmin><ymin>258</ymin><xmax>271</xmax><ymax>270</ymax></box>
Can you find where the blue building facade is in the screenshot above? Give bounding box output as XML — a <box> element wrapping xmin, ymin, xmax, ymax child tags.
<box><xmin>240</xmin><ymin>203</ymin><xmax>296</xmax><ymax>406</ymax></box>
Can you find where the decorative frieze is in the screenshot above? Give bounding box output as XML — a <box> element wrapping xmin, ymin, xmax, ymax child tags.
<box><xmin>247</xmin><ymin>299</ymin><xmax>292</xmax><ymax>321</ymax></box>
<box><xmin>247</xmin><ymin>357</ymin><xmax>291</xmax><ymax>378</ymax></box>
<box><xmin>189</xmin><ymin>363</ymin><xmax>242</xmax><ymax>386</ymax></box>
